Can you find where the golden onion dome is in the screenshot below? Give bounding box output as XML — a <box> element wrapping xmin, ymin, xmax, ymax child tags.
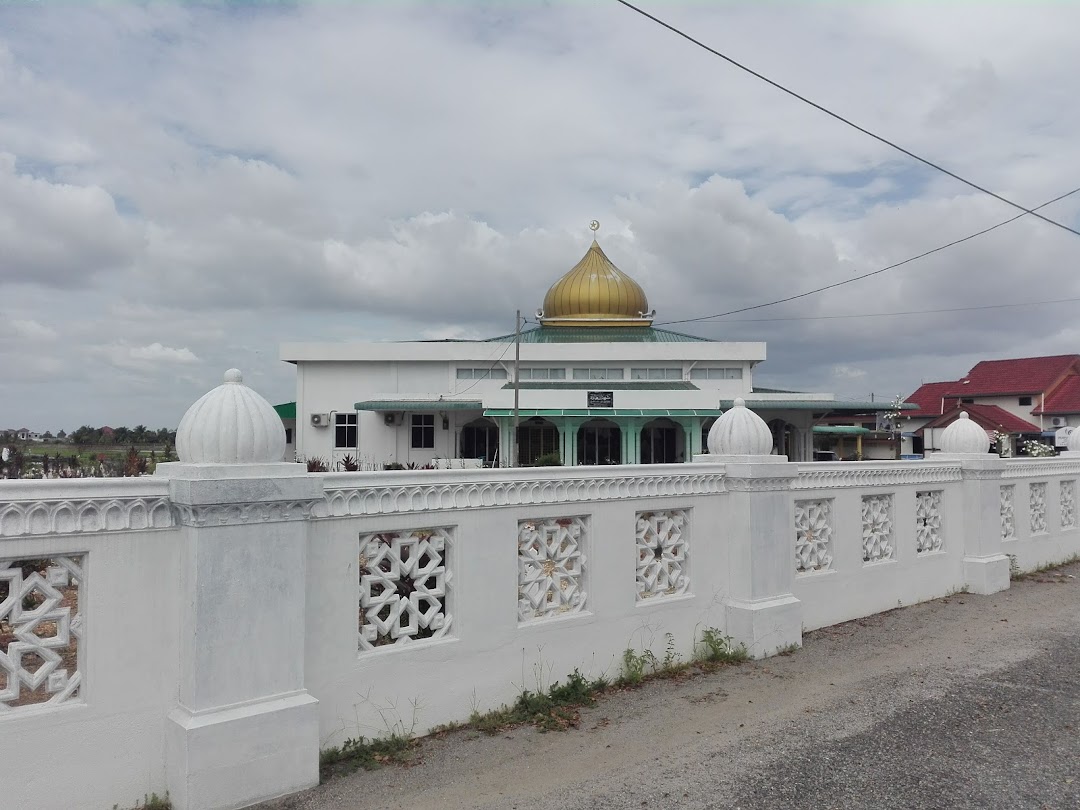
<box><xmin>538</xmin><ymin>238</ymin><xmax>654</xmax><ymax>327</ymax></box>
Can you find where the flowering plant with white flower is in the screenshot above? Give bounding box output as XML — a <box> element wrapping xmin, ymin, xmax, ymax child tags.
<box><xmin>1022</xmin><ymin>439</ymin><xmax>1056</xmax><ymax>458</ymax></box>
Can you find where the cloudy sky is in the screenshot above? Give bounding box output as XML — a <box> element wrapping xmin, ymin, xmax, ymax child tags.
<box><xmin>3</xmin><ymin>1</ymin><xmax>1080</xmax><ymax>431</ymax></box>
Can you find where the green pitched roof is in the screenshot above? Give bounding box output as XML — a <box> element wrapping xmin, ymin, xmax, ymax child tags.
<box><xmin>484</xmin><ymin>326</ymin><xmax>713</xmax><ymax>344</ymax></box>
<box><xmin>273</xmin><ymin>402</ymin><xmax>296</xmax><ymax>420</ymax></box>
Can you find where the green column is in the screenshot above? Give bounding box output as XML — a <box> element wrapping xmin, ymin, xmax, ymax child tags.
<box><xmin>621</xmin><ymin>418</ymin><xmax>641</xmax><ymax>465</ymax></box>
<box><xmin>498</xmin><ymin>418</ymin><xmax>514</xmax><ymax>467</ymax></box>
<box><xmin>678</xmin><ymin>418</ymin><xmax>698</xmax><ymax>463</ymax></box>
<box><xmin>562</xmin><ymin>419</ymin><xmax>581</xmax><ymax>466</ymax></box>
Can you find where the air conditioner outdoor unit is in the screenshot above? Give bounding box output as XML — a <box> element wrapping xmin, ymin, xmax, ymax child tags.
<box><xmin>310</xmin><ymin>413</ymin><xmax>330</xmax><ymax>427</ymax></box>
<box><xmin>1052</xmin><ymin>416</ymin><xmax>1067</xmax><ymax>427</ymax></box>
<box><xmin>384</xmin><ymin>413</ymin><xmax>399</xmax><ymax>426</ymax></box>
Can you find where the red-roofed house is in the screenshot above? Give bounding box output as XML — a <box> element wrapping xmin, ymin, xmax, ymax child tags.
<box><xmin>900</xmin><ymin>354</ymin><xmax>1080</xmax><ymax>455</ymax></box>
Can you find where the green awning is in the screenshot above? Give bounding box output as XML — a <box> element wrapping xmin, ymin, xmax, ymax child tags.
<box><xmin>726</xmin><ymin>400</ymin><xmax>917</xmax><ymax>411</ymax></box>
<box><xmin>502</xmin><ymin>381</ymin><xmax>699</xmax><ymax>391</ymax></box>
<box><xmin>274</xmin><ymin>402</ymin><xmax>296</xmax><ymax>420</ymax></box>
<box><xmin>484</xmin><ymin>408</ymin><xmax>726</xmax><ymax>418</ymax></box>
<box><xmin>813</xmin><ymin>426</ymin><xmax>872</xmax><ymax>435</ymax></box>
<box><xmin>355</xmin><ymin>400</ymin><xmax>483</xmax><ymax>411</ymax></box>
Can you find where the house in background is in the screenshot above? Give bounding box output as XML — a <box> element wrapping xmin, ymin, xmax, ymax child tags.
<box><xmin>901</xmin><ymin>355</ymin><xmax>1080</xmax><ymax>455</ymax></box>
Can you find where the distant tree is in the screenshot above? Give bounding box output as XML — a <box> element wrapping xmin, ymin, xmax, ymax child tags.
<box><xmin>113</xmin><ymin>426</ymin><xmax>131</xmax><ymax>444</ymax></box>
<box><xmin>72</xmin><ymin>426</ymin><xmax>97</xmax><ymax>446</ymax></box>
<box><xmin>42</xmin><ymin>431</ymin><xmax>54</xmax><ymax>439</ymax></box>
<box><xmin>56</xmin><ymin>429</ymin><xmax>67</xmax><ymax>440</ymax></box>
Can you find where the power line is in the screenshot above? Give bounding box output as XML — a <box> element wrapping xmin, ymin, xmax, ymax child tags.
<box><xmin>658</xmin><ymin>185</ymin><xmax>1080</xmax><ymax>326</ymax></box>
<box><xmin>721</xmin><ymin>296</ymin><xmax>1080</xmax><ymax>324</ymax></box>
<box><xmin>452</xmin><ymin>338</ymin><xmax>515</xmax><ymax>395</ymax></box>
<box><xmin>613</xmin><ymin>0</ymin><xmax>1080</xmax><ymax>240</ymax></box>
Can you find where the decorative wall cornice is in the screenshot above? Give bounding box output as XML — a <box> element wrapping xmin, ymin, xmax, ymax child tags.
<box><xmin>1002</xmin><ymin>460</ymin><xmax>1080</xmax><ymax>479</ymax></box>
<box><xmin>0</xmin><ymin>496</ymin><xmax>174</xmax><ymax>538</ymax></box>
<box><xmin>172</xmin><ymin>499</ymin><xmax>319</xmax><ymax>527</ymax></box>
<box><xmin>794</xmin><ymin>464</ymin><xmax>962</xmax><ymax>491</ymax></box>
<box><xmin>724</xmin><ymin>476</ymin><xmax>793</xmax><ymax>492</ymax></box>
<box><xmin>960</xmin><ymin>468</ymin><xmax>1005</xmax><ymax>480</ymax></box>
<box><xmin>316</xmin><ymin>473</ymin><xmax>727</xmax><ymax>518</ymax></box>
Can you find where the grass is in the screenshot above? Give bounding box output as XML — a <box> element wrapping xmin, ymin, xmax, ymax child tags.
<box><xmin>319</xmin><ymin>733</ymin><xmax>419</xmax><ymax>779</ymax></box>
<box><xmin>1011</xmin><ymin>552</ymin><xmax>1080</xmax><ymax>581</ymax></box>
<box><xmin>317</xmin><ymin>627</ymin><xmax>755</xmax><ymax>782</ymax></box>
<box><xmin>113</xmin><ymin>793</ymin><xmax>170</xmax><ymax>810</ymax></box>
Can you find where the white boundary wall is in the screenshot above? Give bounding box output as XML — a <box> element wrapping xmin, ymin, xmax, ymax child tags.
<box><xmin>3</xmin><ymin>456</ymin><xmax>1080</xmax><ymax>809</ymax></box>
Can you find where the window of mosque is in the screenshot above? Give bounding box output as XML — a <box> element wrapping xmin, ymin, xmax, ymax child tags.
<box><xmin>411</xmin><ymin>414</ymin><xmax>435</xmax><ymax>449</ymax></box>
<box><xmin>689</xmin><ymin>367</ymin><xmax>743</xmax><ymax>380</ymax></box>
<box><xmin>518</xmin><ymin>368</ymin><xmax>568</xmax><ymax>380</ymax></box>
<box><xmin>631</xmin><ymin>367</ymin><xmax>683</xmax><ymax>381</ymax></box>
<box><xmin>335</xmin><ymin>413</ymin><xmax>357</xmax><ymax>448</ymax></box>
<box><xmin>571</xmin><ymin>368</ymin><xmax>625</xmax><ymax>381</ymax></box>
<box><xmin>456</xmin><ymin>367</ymin><xmax>508</xmax><ymax>380</ymax></box>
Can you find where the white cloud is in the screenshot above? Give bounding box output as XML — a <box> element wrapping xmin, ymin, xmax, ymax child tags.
<box><xmin>0</xmin><ymin>318</ymin><xmax>58</xmax><ymax>341</ymax></box>
<box><xmin>93</xmin><ymin>342</ymin><xmax>199</xmax><ymax>372</ymax></box>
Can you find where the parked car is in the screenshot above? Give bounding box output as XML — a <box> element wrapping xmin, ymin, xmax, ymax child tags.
<box><xmin>813</xmin><ymin>451</ymin><xmax>840</xmax><ymax>462</ymax></box>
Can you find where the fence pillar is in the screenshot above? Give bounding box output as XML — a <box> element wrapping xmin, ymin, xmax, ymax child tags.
<box><xmin>157</xmin><ymin>371</ymin><xmax>323</xmax><ymax>810</ymax></box>
<box><xmin>955</xmin><ymin>457</ymin><xmax>1011</xmax><ymax>594</ymax></box>
<box><xmin>695</xmin><ymin>399</ymin><xmax>801</xmax><ymax>657</ymax></box>
<box><xmin>933</xmin><ymin>412</ymin><xmax>1011</xmax><ymax>594</ymax></box>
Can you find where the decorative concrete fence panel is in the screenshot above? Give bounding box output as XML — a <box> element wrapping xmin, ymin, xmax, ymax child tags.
<box><xmin>791</xmin><ymin>461</ymin><xmax>967</xmax><ymax>631</ymax></box>
<box><xmin>1000</xmin><ymin>458</ymin><xmax>1080</xmax><ymax>571</ymax></box>
<box><xmin>0</xmin><ymin>478</ymin><xmax>181</xmax><ymax>810</ymax></box>
<box><xmin>305</xmin><ymin>465</ymin><xmax>731</xmax><ymax>746</ymax></box>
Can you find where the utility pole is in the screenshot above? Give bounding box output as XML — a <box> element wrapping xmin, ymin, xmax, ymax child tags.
<box><xmin>512</xmin><ymin>310</ymin><xmax>521</xmax><ymax>467</ymax></box>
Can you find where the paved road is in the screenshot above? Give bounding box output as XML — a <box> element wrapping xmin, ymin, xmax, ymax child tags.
<box><xmin>263</xmin><ymin>563</ymin><xmax>1080</xmax><ymax>810</ymax></box>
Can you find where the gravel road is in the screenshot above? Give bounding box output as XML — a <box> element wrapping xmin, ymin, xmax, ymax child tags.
<box><xmin>262</xmin><ymin>562</ymin><xmax>1080</xmax><ymax>810</ymax></box>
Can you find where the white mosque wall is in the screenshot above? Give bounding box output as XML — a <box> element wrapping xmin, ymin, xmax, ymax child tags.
<box><xmin>4</xmin><ymin>455</ymin><xmax>1080</xmax><ymax>809</ymax></box>
<box><xmin>287</xmin><ymin>339</ymin><xmax>774</xmax><ymax>465</ymax></box>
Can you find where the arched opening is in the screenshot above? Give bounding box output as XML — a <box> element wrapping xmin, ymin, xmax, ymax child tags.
<box><xmin>768</xmin><ymin>419</ymin><xmax>801</xmax><ymax>460</ymax></box>
<box><xmin>701</xmin><ymin>417</ymin><xmax>717</xmax><ymax>453</ymax></box>
<box><xmin>641</xmin><ymin>418</ymin><xmax>684</xmax><ymax>464</ymax></box>
<box><xmin>517</xmin><ymin>417</ymin><xmax>560</xmax><ymax>466</ymax></box>
<box><xmin>578</xmin><ymin>419</ymin><xmax>622</xmax><ymax>465</ymax></box>
<box><xmin>460</xmin><ymin>417</ymin><xmax>499</xmax><ymax>466</ymax></box>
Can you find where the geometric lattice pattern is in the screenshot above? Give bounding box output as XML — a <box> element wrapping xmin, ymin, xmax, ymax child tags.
<box><xmin>861</xmin><ymin>494</ymin><xmax>895</xmax><ymax>564</ymax></box>
<box><xmin>795</xmin><ymin>499</ymin><xmax>834</xmax><ymax>574</ymax></box>
<box><xmin>1029</xmin><ymin>483</ymin><xmax>1048</xmax><ymax>535</ymax></box>
<box><xmin>1000</xmin><ymin>485</ymin><xmax>1015</xmax><ymax>541</ymax></box>
<box><xmin>0</xmin><ymin>556</ymin><xmax>85</xmax><ymax>711</ymax></box>
<box><xmin>1061</xmin><ymin>480</ymin><xmax>1076</xmax><ymax>530</ymax></box>
<box><xmin>518</xmin><ymin>516</ymin><xmax>587</xmax><ymax>622</ymax></box>
<box><xmin>358</xmin><ymin>528</ymin><xmax>452</xmax><ymax>651</ymax></box>
<box><xmin>635</xmin><ymin>509</ymin><xmax>689</xmax><ymax>601</ymax></box>
<box><xmin>915</xmin><ymin>490</ymin><xmax>944</xmax><ymax>555</ymax></box>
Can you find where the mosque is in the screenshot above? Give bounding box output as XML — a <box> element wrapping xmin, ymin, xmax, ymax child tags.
<box><xmin>279</xmin><ymin>226</ymin><xmax>893</xmax><ymax>467</ymax></box>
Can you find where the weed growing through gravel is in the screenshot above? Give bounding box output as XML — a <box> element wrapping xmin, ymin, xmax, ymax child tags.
<box><xmin>319</xmin><ymin>733</ymin><xmax>418</xmax><ymax>779</ymax></box>
<box><xmin>469</xmin><ymin>668</ymin><xmax>609</xmax><ymax>733</ymax></box>
<box><xmin>113</xmin><ymin>794</ymin><xmax>170</xmax><ymax>810</ymax></box>
<box><xmin>697</xmin><ymin>627</ymin><xmax>749</xmax><ymax>664</ymax></box>
<box><xmin>318</xmin><ymin>628</ymin><xmax>755</xmax><ymax>782</ymax></box>
<box><xmin>1011</xmin><ymin>552</ymin><xmax>1080</xmax><ymax>581</ymax></box>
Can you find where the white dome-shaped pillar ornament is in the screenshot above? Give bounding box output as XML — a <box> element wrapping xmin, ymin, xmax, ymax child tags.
<box><xmin>175</xmin><ymin>369</ymin><xmax>287</xmax><ymax>464</ymax></box>
<box><xmin>1063</xmin><ymin>426</ymin><xmax>1080</xmax><ymax>457</ymax></box>
<box><xmin>933</xmin><ymin>412</ymin><xmax>991</xmax><ymax>457</ymax></box>
<box><xmin>701</xmin><ymin>398</ymin><xmax>777</xmax><ymax>461</ymax></box>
